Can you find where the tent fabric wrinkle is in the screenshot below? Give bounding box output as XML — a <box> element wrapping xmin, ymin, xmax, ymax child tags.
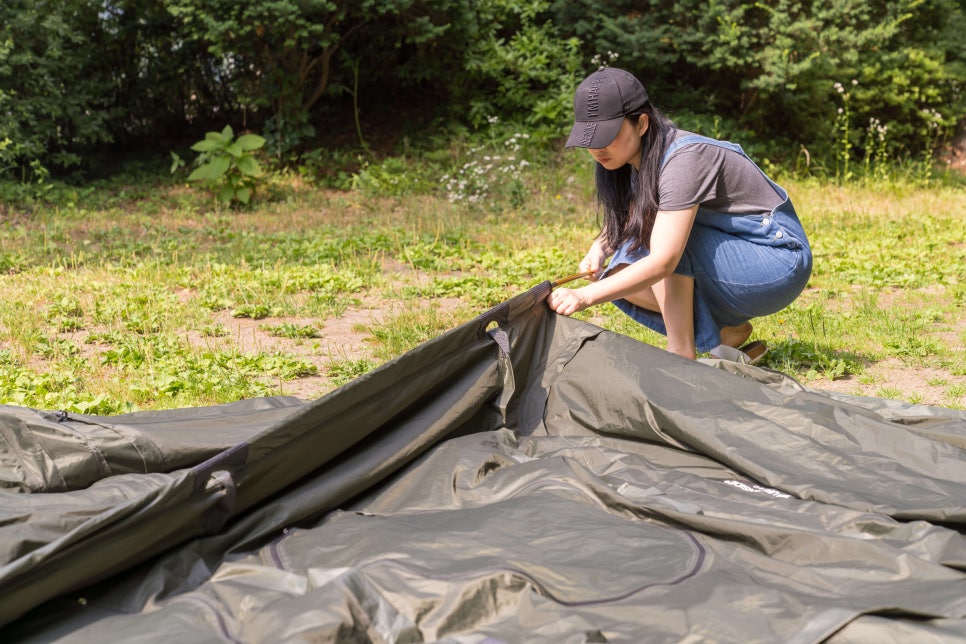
<box><xmin>0</xmin><ymin>281</ymin><xmax>964</xmax><ymax>642</ymax></box>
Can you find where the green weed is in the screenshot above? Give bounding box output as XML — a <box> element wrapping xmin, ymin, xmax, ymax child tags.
<box><xmin>171</xmin><ymin>125</ymin><xmax>266</xmax><ymax>205</ymax></box>
<box><xmin>327</xmin><ymin>358</ymin><xmax>378</xmax><ymax>387</ymax></box>
<box><xmin>761</xmin><ymin>339</ymin><xmax>860</xmax><ymax>382</ymax></box>
<box><xmin>263</xmin><ymin>323</ymin><xmax>320</xmax><ymax>339</ymax></box>
<box><xmin>368</xmin><ymin>308</ymin><xmax>461</xmax><ymax>362</ymax></box>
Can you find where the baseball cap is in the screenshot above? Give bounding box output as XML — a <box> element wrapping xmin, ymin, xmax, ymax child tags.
<box><xmin>565</xmin><ymin>68</ymin><xmax>649</xmax><ymax>149</ymax></box>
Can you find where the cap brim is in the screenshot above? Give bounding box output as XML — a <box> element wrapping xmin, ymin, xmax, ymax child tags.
<box><xmin>564</xmin><ymin>116</ymin><xmax>624</xmax><ymax>149</ymax></box>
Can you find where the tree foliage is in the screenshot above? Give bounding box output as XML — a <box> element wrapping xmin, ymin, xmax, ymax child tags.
<box><xmin>0</xmin><ymin>0</ymin><xmax>117</xmax><ymax>176</ymax></box>
<box><xmin>0</xmin><ymin>0</ymin><xmax>963</xmax><ymax>180</ymax></box>
<box><xmin>546</xmin><ymin>0</ymin><xmax>965</xmax><ymax>163</ymax></box>
<box><xmin>162</xmin><ymin>0</ymin><xmax>412</xmax><ymax>157</ymax></box>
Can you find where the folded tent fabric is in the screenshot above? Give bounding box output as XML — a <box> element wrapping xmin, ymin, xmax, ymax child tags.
<box><xmin>1</xmin><ymin>281</ymin><xmax>964</xmax><ymax>641</ymax></box>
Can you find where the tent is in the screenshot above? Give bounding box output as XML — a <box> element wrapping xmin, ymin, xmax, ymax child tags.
<box><xmin>2</xmin><ymin>281</ymin><xmax>965</xmax><ymax>642</ymax></box>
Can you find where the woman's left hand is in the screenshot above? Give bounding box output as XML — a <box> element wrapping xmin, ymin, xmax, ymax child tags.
<box><xmin>547</xmin><ymin>287</ymin><xmax>590</xmax><ymax>316</ymax></box>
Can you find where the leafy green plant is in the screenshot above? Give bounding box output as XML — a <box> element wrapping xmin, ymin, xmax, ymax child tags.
<box><xmin>232</xmin><ymin>303</ymin><xmax>273</xmax><ymax>320</ymax></box>
<box><xmin>172</xmin><ymin>125</ymin><xmax>266</xmax><ymax>205</ymax></box>
<box><xmin>262</xmin><ymin>322</ymin><xmax>320</xmax><ymax>339</ymax></box>
<box><xmin>200</xmin><ymin>323</ymin><xmax>229</xmax><ymax>337</ymax></box>
<box><xmin>946</xmin><ymin>383</ymin><xmax>966</xmax><ymax>401</ymax></box>
<box><xmin>761</xmin><ymin>339</ymin><xmax>859</xmax><ymax>382</ymax></box>
<box><xmin>876</xmin><ymin>386</ymin><xmax>904</xmax><ymax>400</ymax></box>
<box><xmin>351</xmin><ymin>156</ymin><xmax>436</xmax><ymax>197</ymax></box>
<box><xmin>327</xmin><ymin>358</ymin><xmax>377</xmax><ymax>387</ymax></box>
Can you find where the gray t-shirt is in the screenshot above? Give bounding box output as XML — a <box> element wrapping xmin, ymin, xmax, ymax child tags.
<box><xmin>658</xmin><ymin>130</ymin><xmax>783</xmax><ymax>215</ymax></box>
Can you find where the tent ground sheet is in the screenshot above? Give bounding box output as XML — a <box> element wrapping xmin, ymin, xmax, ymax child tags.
<box><xmin>1</xmin><ymin>282</ymin><xmax>964</xmax><ymax>642</ymax></box>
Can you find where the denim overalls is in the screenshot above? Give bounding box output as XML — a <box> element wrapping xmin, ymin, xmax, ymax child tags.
<box><xmin>601</xmin><ymin>134</ymin><xmax>813</xmax><ymax>353</ymax></box>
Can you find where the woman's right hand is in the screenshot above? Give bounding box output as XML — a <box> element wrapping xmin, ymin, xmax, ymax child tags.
<box><xmin>579</xmin><ymin>239</ymin><xmax>609</xmax><ymax>281</ymax></box>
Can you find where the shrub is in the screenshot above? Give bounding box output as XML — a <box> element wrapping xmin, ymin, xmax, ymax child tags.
<box><xmin>172</xmin><ymin>126</ymin><xmax>266</xmax><ymax>205</ymax></box>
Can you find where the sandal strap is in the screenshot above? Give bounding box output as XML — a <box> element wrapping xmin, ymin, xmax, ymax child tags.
<box><xmin>710</xmin><ymin>344</ymin><xmax>752</xmax><ymax>363</ymax></box>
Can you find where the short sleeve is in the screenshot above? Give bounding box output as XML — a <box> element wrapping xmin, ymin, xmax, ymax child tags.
<box><xmin>658</xmin><ymin>148</ymin><xmax>724</xmax><ymax>212</ymax></box>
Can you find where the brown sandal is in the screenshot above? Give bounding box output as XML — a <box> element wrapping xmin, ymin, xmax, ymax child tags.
<box><xmin>738</xmin><ymin>340</ymin><xmax>768</xmax><ymax>364</ymax></box>
<box><xmin>710</xmin><ymin>340</ymin><xmax>768</xmax><ymax>364</ymax></box>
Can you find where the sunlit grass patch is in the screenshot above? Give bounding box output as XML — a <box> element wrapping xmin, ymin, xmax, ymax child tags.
<box><xmin>327</xmin><ymin>358</ymin><xmax>379</xmax><ymax>387</ymax></box>
<box><xmin>367</xmin><ymin>307</ymin><xmax>465</xmax><ymax>362</ymax></box>
<box><xmin>1</xmin><ymin>158</ymin><xmax>964</xmax><ymax>411</ymax></box>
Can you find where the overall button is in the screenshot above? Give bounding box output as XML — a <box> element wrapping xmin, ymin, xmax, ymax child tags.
<box><xmin>775</xmin><ymin>230</ymin><xmax>784</xmax><ymax>239</ymax></box>
<box><xmin>762</xmin><ymin>217</ymin><xmax>771</xmax><ymax>226</ymax></box>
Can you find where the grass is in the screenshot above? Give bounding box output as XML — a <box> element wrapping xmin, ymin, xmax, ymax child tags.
<box><xmin>1</xmin><ymin>150</ymin><xmax>965</xmax><ymax>413</ymax></box>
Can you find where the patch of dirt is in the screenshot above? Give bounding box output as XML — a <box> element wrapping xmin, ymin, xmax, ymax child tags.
<box><xmin>816</xmin><ymin>306</ymin><xmax>966</xmax><ymax>408</ymax></box>
<box><xmin>198</xmin><ymin>300</ymin><xmax>389</xmax><ymax>401</ymax></box>
<box><xmin>195</xmin><ymin>262</ymin><xmax>464</xmax><ymax>400</ymax></box>
<box><xmin>768</xmin><ymin>283</ymin><xmax>966</xmax><ymax>408</ymax></box>
<box><xmin>33</xmin><ymin>263</ymin><xmax>464</xmax><ymax>403</ymax></box>
<box><xmin>806</xmin><ymin>360</ymin><xmax>966</xmax><ymax>409</ymax></box>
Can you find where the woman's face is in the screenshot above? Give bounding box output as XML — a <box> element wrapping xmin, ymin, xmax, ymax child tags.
<box><xmin>587</xmin><ymin>115</ymin><xmax>650</xmax><ymax>171</ymax></box>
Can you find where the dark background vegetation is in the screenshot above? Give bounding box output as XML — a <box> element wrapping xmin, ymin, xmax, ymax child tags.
<box><xmin>2</xmin><ymin>0</ymin><xmax>965</xmax><ymax>187</ymax></box>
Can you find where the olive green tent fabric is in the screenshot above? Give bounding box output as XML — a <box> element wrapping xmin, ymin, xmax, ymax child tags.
<box><xmin>1</xmin><ymin>282</ymin><xmax>964</xmax><ymax>642</ymax></box>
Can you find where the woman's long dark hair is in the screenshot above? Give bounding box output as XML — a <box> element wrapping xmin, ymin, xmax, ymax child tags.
<box><xmin>596</xmin><ymin>104</ymin><xmax>676</xmax><ymax>252</ymax></box>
